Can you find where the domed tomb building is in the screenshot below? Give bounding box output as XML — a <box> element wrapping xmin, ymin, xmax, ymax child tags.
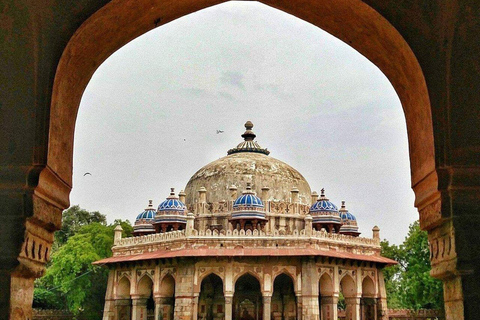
<box><xmin>95</xmin><ymin>122</ymin><xmax>396</xmax><ymax>320</ymax></box>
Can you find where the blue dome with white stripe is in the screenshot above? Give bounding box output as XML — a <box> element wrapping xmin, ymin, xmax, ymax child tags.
<box><xmin>157</xmin><ymin>188</ymin><xmax>186</xmax><ymax>213</ymax></box>
<box><xmin>309</xmin><ymin>189</ymin><xmax>338</xmax><ymax>213</ymax></box>
<box><xmin>340</xmin><ymin>211</ymin><xmax>356</xmax><ymax>221</ymax></box>
<box><xmin>135</xmin><ymin>200</ymin><xmax>156</xmax><ymax>222</ymax></box>
<box><xmin>233</xmin><ymin>193</ymin><xmax>264</xmax><ymax>208</ymax></box>
<box><xmin>338</xmin><ymin>200</ymin><xmax>356</xmax><ymax>221</ymax></box>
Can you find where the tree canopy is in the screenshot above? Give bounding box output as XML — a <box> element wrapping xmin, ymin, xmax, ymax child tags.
<box><xmin>381</xmin><ymin>221</ymin><xmax>443</xmax><ymax>310</ymax></box>
<box><xmin>34</xmin><ymin>206</ymin><xmax>132</xmax><ymax>318</ymax></box>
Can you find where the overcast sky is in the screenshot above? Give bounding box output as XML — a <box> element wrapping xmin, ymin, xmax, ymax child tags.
<box><xmin>71</xmin><ymin>1</ymin><xmax>418</xmax><ymax>244</ymax></box>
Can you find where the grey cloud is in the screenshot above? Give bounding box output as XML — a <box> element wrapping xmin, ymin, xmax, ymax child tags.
<box><xmin>220</xmin><ymin>71</ymin><xmax>245</xmax><ymax>89</ymax></box>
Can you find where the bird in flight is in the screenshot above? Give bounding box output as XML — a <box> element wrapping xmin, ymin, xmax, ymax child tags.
<box><xmin>84</xmin><ymin>172</ymin><xmax>92</xmax><ymax>176</ymax></box>
<box><xmin>216</xmin><ymin>130</ymin><xmax>224</xmax><ymax>134</ymax></box>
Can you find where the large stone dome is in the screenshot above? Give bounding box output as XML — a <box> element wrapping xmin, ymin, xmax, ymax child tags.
<box><xmin>184</xmin><ymin>122</ymin><xmax>312</xmax><ymax>205</ymax></box>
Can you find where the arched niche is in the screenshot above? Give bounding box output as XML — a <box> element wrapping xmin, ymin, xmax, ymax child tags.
<box><xmin>117</xmin><ymin>276</ymin><xmax>131</xmax><ymax>299</ymax></box>
<box><xmin>319</xmin><ymin>273</ymin><xmax>334</xmax><ymax>297</ymax></box>
<box><xmin>340</xmin><ymin>274</ymin><xmax>356</xmax><ymax>298</ymax></box>
<box><xmin>137</xmin><ymin>275</ymin><xmax>153</xmax><ymax>297</ymax></box>
<box><xmin>199</xmin><ymin>273</ymin><xmax>225</xmax><ymax>320</ymax></box>
<box><xmin>234</xmin><ymin>273</ymin><xmax>262</xmax><ymax>320</ymax></box>
<box><xmin>272</xmin><ymin>273</ymin><xmax>296</xmax><ymax>320</ymax></box>
<box><xmin>158</xmin><ymin>274</ymin><xmax>175</xmax><ymax>320</ymax></box>
<box><xmin>361</xmin><ymin>276</ymin><xmax>376</xmax><ymax>298</ymax></box>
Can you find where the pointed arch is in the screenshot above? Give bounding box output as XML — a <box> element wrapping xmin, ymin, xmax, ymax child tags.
<box><xmin>340</xmin><ymin>274</ymin><xmax>356</xmax><ymax>298</ymax></box>
<box><xmin>137</xmin><ymin>275</ymin><xmax>154</xmax><ymax>297</ymax></box>
<box><xmin>361</xmin><ymin>276</ymin><xmax>376</xmax><ymax>298</ymax></box>
<box><xmin>117</xmin><ymin>276</ymin><xmax>131</xmax><ymax>299</ymax></box>
<box><xmin>319</xmin><ymin>272</ymin><xmax>334</xmax><ymax>296</ymax></box>
<box><xmin>159</xmin><ymin>274</ymin><xmax>176</xmax><ymax>297</ymax></box>
<box><xmin>199</xmin><ymin>273</ymin><xmax>225</xmax><ymax>320</ymax></box>
<box><xmin>272</xmin><ymin>273</ymin><xmax>297</xmax><ymax>320</ymax></box>
<box><xmin>234</xmin><ymin>270</ymin><xmax>263</xmax><ymax>290</ymax></box>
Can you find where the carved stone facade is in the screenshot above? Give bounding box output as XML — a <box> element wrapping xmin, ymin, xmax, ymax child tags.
<box><xmin>96</xmin><ymin>123</ymin><xmax>394</xmax><ymax>320</ymax></box>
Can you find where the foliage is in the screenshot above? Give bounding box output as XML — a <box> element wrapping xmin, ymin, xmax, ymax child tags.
<box><xmin>381</xmin><ymin>221</ymin><xmax>444</xmax><ymax>310</ymax></box>
<box><xmin>35</xmin><ymin>205</ymin><xmax>132</xmax><ymax>318</ymax></box>
<box><xmin>55</xmin><ymin>205</ymin><xmax>107</xmax><ymax>246</ymax></box>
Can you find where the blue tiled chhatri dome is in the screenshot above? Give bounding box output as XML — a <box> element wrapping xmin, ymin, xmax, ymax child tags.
<box><xmin>155</xmin><ymin>188</ymin><xmax>187</xmax><ymax>226</ymax></box>
<box><xmin>309</xmin><ymin>189</ymin><xmax>339</xmax><ymax>214</ymax></box>
<box><xmin>339</xmin><ymin>201</ymin><xmax>360</xmax><ymax>236</ymax></box>
<box><xmin>158</xmin><ymin>188</ymin><xmax>187</xmax><ymax>212</ymax></box>
<box><xmin>309</xmin><ymin>189</ymin><xmax>342</xmax><ymax>232</ymax></box>
<box><xmin>133</xmin><ymin>200</ymin><xmax>156</xmax><ymax>235</ymax></box>
<box><xmin>231</xmin><ymin>183</ymin><xmax>266</xmax><ymax>222</ymax></box>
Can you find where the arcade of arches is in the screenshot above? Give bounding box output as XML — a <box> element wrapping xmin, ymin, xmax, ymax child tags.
<box><xmin>102</xmin><ymin>258</ymin><xmax>387</xmax><ymax>320</ymax></box>
<box><xmin>1</xmin><ymin>0</ymin><xmax>479</xmax><ymax>320</ymax></box>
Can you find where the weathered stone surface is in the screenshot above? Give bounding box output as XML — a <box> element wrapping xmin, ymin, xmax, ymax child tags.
<box><xmin>185</xmin><ymin>152</ymin><xmax>312</xmax><ymax>205</ymax></box>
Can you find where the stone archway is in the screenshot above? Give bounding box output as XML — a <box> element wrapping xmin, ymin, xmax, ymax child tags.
<box><xmin>361</xmin><ymin>277</ymin><xmax>376</xmax><ymax>320</ymax></box>
<box><xmin>272</xmin><ymin>273</ymin><xmax>296</xmax><ymax>320</ymax></box>
<box><xmin>234</xmin><ymin>273</ymin><xmax>263</xmax><ymax>320</ymax></box>
<box><xmin>4</xmin><ymin>0</ymin><xmax>477</xmax><ymax>319</ymax></box>
<box><xmin>116</xmin><ymin>277</ymin><xmax>132</xmax><ymax>320</ymax></box>
<box><xmin>199</xmin><ymin>273</ymin><xmax>225</xmax><ymax>320</ymax></box>
<box><xmin>157</xmin><ymin>274</ymin><xmax>175</xmax><ymax>320</ymax></box>
<box><xmin>319</xmin><ymin>272</ymin><xmax>335</xmax><ymax>320</ymax></box>
<box><xmin>340</xmin><ymin>274</ymin><xmax>357</xmax><ymax>320</ymax></box>
<box><xmin>134</xmin><ymin>275</ymin><xmax>154</xmax><ymax>320</ymax></box>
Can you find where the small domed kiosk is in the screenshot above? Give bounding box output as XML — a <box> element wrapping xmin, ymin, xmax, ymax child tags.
<box><xmin>154</xmin><ymin>188</ymin><xmax>187</xmax><ymax>233</ymax></box>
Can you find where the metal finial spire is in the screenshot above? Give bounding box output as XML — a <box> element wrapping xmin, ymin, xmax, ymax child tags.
<box><xmin>227</xmin><ymin>121</ymin><xmax>270</xmax><ymax>156</ymax></box>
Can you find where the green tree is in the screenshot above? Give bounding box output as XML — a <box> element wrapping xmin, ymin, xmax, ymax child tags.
<box><xmin>381</xmin><ymin>221</ymin><xmax>444</xmax><ymax>310</ymax></box>
<box><xmin>42</xmin><ymin>223</ymin><xmax>112</xmax><ymax>317</ymax></box>
<box><xmin>35</xmin><ymin>205</ymin><xmax>133</xmax><ymax>317</ymax></box>
<box><xmin>55</xmin><ymin>205</ymin><xmax>107</xmax><ymax>246</ymax></box>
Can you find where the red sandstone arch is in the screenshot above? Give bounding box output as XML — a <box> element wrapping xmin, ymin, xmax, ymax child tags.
<box><xmin>340</xmin><ymin>274</ymin><xmax>356</xmax><ymax>298</ymax></box>
<box><xmin>361</xmin><ymin>276</ymin><xmax>376</xmax><ymax>298</ymax></box>
<box><xmin>234</xmin><ymin>271</ymin><xmax>263</xmax><ymax>291</ymax></box>
<box><xmin>117</xmin><ymin>276</ymin><xmax>132</xmax><ymax>299</ymax></box>
<box><xmin>45</xmin><ymin>0</ymin><xmax>436</xmax><ymax>216</ymax></box>
<box><xmin>319</xmin><ymin>273</ymin><xmax>334</xmax><ymax>296</ymax></box>
<box><xmin>137</xmin><ymin>275</ymin><xmax>154</xmax><ymax>297</ymax></box>
<box><xmin>272</xmin><ymin>269</ymin><xmax>296</xmax><ymax>286</ymax></box>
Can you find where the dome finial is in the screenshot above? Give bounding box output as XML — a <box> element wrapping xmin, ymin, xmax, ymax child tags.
<box><xmin>321</xmin><ymin>188</ymin><xmax>325</xmax><ymax>197</ymax></box>
<box><xmin>170</xmin><ymin>187</ymin><xmax>175</xmax><ymax>195</ymax></box>
<box><xmin>227</xmin><ymin>121</ymin><xmax>270</xmax><ymax>155</ymax></box>
<box><xmin>241</xmin><ymin>121</ymin><xmax>256</xmax><ymax>141</ymax></box>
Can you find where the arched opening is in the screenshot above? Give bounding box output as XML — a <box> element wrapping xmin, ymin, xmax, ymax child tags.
<box><xmin>319</xmin><ymin>273</ymin><xmax>335</xmax><ymax>320</ymax></box>
<box><xmin>36</xmin><ymin>0</ymin><xmax>446</xmax><ymax>318</ymax></box>
<box><xmin>272</xmin><ymin>273</ymin><xmax>296</xmax><ymax>320</ymax></box>
<box><xmin>234</xmin><ymin>273</ymin><xmax>262</xmax><ymax>320</ymax></box>
<box><xmin>198</xmin><ymin>273</ymin><xmax>225</xmax><ymax>320</ymax></box>
<box><xmin>361</xmin><ymin>277</ymin><xmax>376</xmax><ymax>320</ymax></box>
<box><xmin>158</xmin><ymin>275</ymin><xmax>175</xmax><ymax>320</ymax></box>
<box><xmin>116</xmin><ymin>277</ymin><xmax>132</xmax><ymax>320</ymax></box>
<box><xmin>137</xmin><ymin>275</ymin><xmax>155</xmax><ymax>319</ymax></box>
<box><xmin>340</xmin><ymin>274</ymin><xmax>357</xmax><ymax>320</ymax></box>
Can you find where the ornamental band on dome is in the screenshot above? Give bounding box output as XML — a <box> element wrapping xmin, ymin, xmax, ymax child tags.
<box><xmin>95</xmin><ymin>121</ymin><xmax>396</xmax><ymax>320</ymax></box>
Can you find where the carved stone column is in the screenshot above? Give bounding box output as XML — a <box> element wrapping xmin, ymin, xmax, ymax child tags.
<box><xmin>115</xmin><ymin>298</ymin><xmax>132</xmax><ymax>320</ymax></box>
<box><xmin>320</xmin><ymin>296</ymin><xmax>338</xmax><ymax>320</ymax></box>
<box><xmin>295</xmin><ymin>293</ymin><xmax>303</xmax><ymax>320</ymax></box>
<box><xmin>344</xmin><ymin>297</ymin><xmax>360</xmax><ymax>320</ymax></box>
<box><xmin>262</xmin><ymin>294</ymin><xmax>272</xmax><ymax>320</ymax></box>
<box><xmin>225</xmin><ymin>294</ymin><xmax>233</xmax><ymax>320</ymax></box>
<box><xmin>131</xmin><ymin>297</ymin><xmax>148</xmax><ymax>320</ymax></box>
<box><xmin>192</xmin><ymin>294</ymin><xmax>199</xmax><ymax>320</ymax></box>
<box><xmin>376</xmin><ymin>270</ymin><xmax>388</xmax><ymax>320</ymax></box>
